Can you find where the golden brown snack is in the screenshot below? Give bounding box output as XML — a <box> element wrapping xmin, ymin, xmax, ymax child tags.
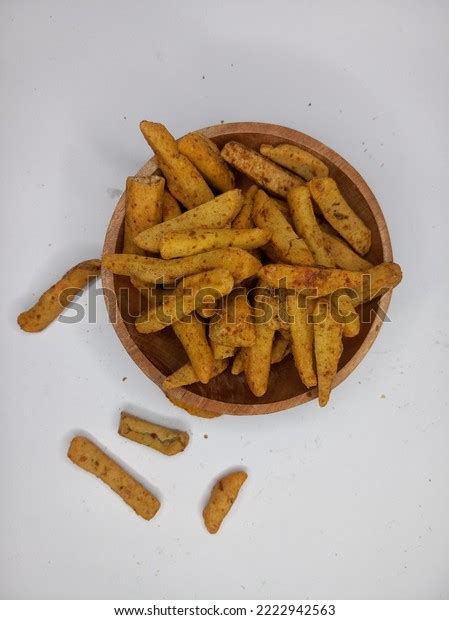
<box><xmin>160</xmin><ymin>228</ymin><xmax>271</xmax><ymax>259</ymax></box>
<box><xmin>252</xmin><ymin>190</ymin><xmax>314</xmax><ymax>266</ymax></box>
<box><xmin>18</xmin><ymin>259</ymin><xmax>101</xmax><ymax>333</ymax></box>
<box><xmin>231</xmin><ymin>348</ymin><xmax>246</xmax><ymax>375</ymax></box>
<box><xmin>178</xmin><ymin>132</ymin><xmax>235</xmax><ymax>192</ymax></box>
<box><xmin>209</xmin><ymin>290</ymin><xmax>255</xmax><ymax>348</ymax></box>
<box><xmin>129</xmin><ymin>247</ymin><xmax>261</xmax><ymax>285</ymax></box>
<box><xmin>203</xmin><ymin>471</ymin><xmax>248</xmax><ymax>534</ymax></box>
<box><xmin>287</xmin><ymin>293</ymin><xmax>317</xmax><ymax>388</ymax></box>
<box><xmin>320</xmin><ymin>227</ymin><xmax>373</xmax><ymax>271</ymax></box>
<box><xmin>244</xmin><ymin>322</ymin><xmax>275</xmax><ymax>397</ymax></box>
<box><xmin>221</xmin><ymin>141</ymin><xmax>305</xmax><ymax>197</ymax></box>
<box><xmin>232</xmin><ymin>185</ymin><xmax>258</xmax><ymax>229</ymax></box>
<box><xmin>162</xmin><ymin>190</ymin><xmax>182</xmax><ymax>221</ymax></box>
<box><xmin>102</xmin><ymin>253</ymin><xmax>158</xmax><ymax>276</ymax></box>
<box><xmin>331</xmin><ymin>292</ymin><xmax>360</xmax><ymax>338</ymax></box>
<box><xmin>140</xmin><ymin>121</ymin><xmax>213</xmax><ymax>209</ymax></box>
<box><xmin>118</xmin><ymin>411</ymin><xmax>189</xmax><ymax>456</ymax></box>
<box><xmin>270</xmin><ymin>333</ymin><xmax>291</xmax><ymax>364</ymax></box>
<box><xmin>163</xmin><ymin>359</ymin><xmax>228</xmax><ymax>390</ymax></box>
<box><xmin>258</xmin><ymin>262</ymin><xmax>402</xmax><ymax>299</ymax></box>
<box><xmin>135</xmin><ymin>269</ymin><xmax>234</xmax><ymax>333</ymax></box>
<box><xmin>288</xmin><ymin>186</ymin><xmax>334</xmax><ymax>267</ymax></box>
<box><xmin>211</xmin><ymin>341</ymin><xmax>236</xmax><ymax>360</ymax></box>
<box><xmin>166</xmin><ymin>393</ymin><xmax>222</xmax><ymax>418</ymax></box>
<box><xmin>123</xmin><ymin>176</ymin><xmax>164</xmax><ymax>255</ymax></box>
<box><xmin>313</xmin><ymin>299</ymin><xmax>344</xmax><ymax>406</ymax></box>
<box><xmin>129</xmin><ymin>275</ymin><xmax>164</xmax><ymax>309</ymax></box>
<box><xmin>67</xmin><ymin>436</ymin><xmax>160</xmax><ymax>520</ymax></box>
<box><xmin>173</xmin><ymin>315</ymin><xmax>214</xmax><ymax>384</ymax></box>
<box><xmin>309</xmin><ymin>178</ymin><xmax>371</xmax><ymax>255</ymax></box>
<box><xmin>260</xmin><ymin>143</ymin><xmax>329</xmax><ymax>181</ymax></box>
<box><xmin>134</xmin><ymin>189</ymin><xmax>243</xmax><ymax>252</ymax></box>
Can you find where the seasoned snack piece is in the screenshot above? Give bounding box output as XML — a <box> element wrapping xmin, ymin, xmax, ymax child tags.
<box><xmin>18</xmin><ymin>259</ymin><xmax>101</xmax><ymax>333</ymax></box>
<box><xmin>232</xmin><ymin>185</ymin><xmax>258</xmax><ymax>229</ymax></box>
<box><xmin>135</xmin><ymin>269</ymin><xmax>234</xmax><ymax>333</ymax></box>
<box><xmin>320</xmin><ymin>226</ymin><xmax>373</xmax><ymax>271</ymax></box>
<box><xmin>288</xmin><ymin>186</ymin><xmax>334</xmax><ymax>267</ymax></box>
<box><xmin>287</xmin><ymin>294</ymin><xmax>317</xmax><ymax>388</ymax></box>
<box><xmin>211</xmin><ymin>341</ymin><xmax>235</xmax><ymax>360</ymax></box>
<box><xmin>258</xmin><ymin>262</ymin><xmax>402</xmax><ymax>299</ymax></box>
<box><xmin>173</xmin><ymin>315</ymin><xmax>214</xmax><ymax>384</ymax></box>
<box><xmin>260</xmin><ymin>143</ymin><xmax>329</xmax><ymax>181</ymax></box>
<box><xmin>129</xmin><ymin>276</ymin><xmax>164</xmax><ymax>309</ymax></box>
<box><xmin>178</xmin><ymin>132</ymin><xmax>235</xmax><ymax>192</ymax></box>
<box><xmin>221</xmin><ymin>141</ymin><xmax>305</xmax><ymax>197</ymax></box>
<box><xmin>160</xmin><ymin>228</ymin><xmax>271</xmax><ymax>259</ymax></box>
<box><xmin>166</xmin><ymin>394</ymin><xmax>222</xmax><ymax>418</ymax></box>
<box><xmin>130</xmin><ymin>247</ymin><xmax>261</xmax><ymax>285</ymax></box>
<box><xmin>313</xmin><ymin>299</ymin><xmax>344</xmax><ymax>406</ymax></box>
<box><xmin>308</xmin><ymin>178</ymin><xmax>371</xmax><ymax>255</ymax></box>
<box><xmin>123</xmin><ymin>176</ymin><xmax>164</xmax><ymax>255</ymax></box>
<box><xmin>252</xmin><ymin>190</ymin><xmax>314</xmax><ymax>266</ymax></box>
<box><xmin>203</xmin><ymin>471</ymin><xmax>248</xmax><ymax>534</ymax></box>
<box><xmin>162</xmin><ymin>191</ymin><xmax>182</xmax><ymax>221</ymax></box>
<box><xmin>140</xmin><ymin>121</ymin><xmax>213</xmax><ymax>209</ymax></box>
<box><xmin>118</xmin><ymin>411</ymin><xmax>189</xmax><ymax>456</ymax></box>
<box><xmin>209</xmin><ymin>290</ymin><xmax>255</xmax><ymax>348</ymax></box>
<box><xmin>163</xmin><ymin>359</ymin><xmax>228</xmax><ymax>390</ymax></box>
<box><xmin>134</xmin><ymin>189</ymin><xmax>243</xmax><ymax>252</ymax></box>
<box><xmin>270</xmin><ymin>333</ymin><xmax>291</xmax><ymax>364</ymax></box>
<box><xmin>231</xmin><ymin>348</ymin><xmax>246</xmax><ymax>375</ymax></box>
<box><xmin>102</xmin><ymin>253</ymin><xmax>159</xmax><ymax>276</ymax></box>
<box><xmin>67</xmin><ymin>436</ymin><xmax>160</xmax><ymax>520</ymax></box>
<box><xmin>244</xmin><ymin>322</ymin><xmax>275</xmax><ymax>397</ymax></box>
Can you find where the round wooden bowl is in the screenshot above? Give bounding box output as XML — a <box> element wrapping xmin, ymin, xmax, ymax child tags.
<box><xmin>102</xmin><ymin>122</ymin><xmax>392</xmax><ymax>415</ymax></box>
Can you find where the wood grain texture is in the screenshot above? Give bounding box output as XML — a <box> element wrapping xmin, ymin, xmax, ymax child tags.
<box><xmin>102</xmin><ymin>122</ymin><xmax>393</xmax><ymax>415</ymax></box>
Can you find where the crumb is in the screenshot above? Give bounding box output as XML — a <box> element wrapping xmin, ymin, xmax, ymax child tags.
<box><xmin>122</xmin><ymin>377</ymin><xmax>127</xmax><ymax>382</ymax></box>
<box><xmin>204</xmin><ymin>434</ymin><xmax>208</xmax><ymax>439</ymax></box>
<box><xmin>308</xmin><ymin>102</ymin><xmax>311</xmax><ymax>107</ymax></box>
<box><xmin>123</xmin><ymin>116</ymin><xmax>127</xmax><ymax>120</ymax></box>
<box><xmin>202</xmin><ymin>75</ymin><xmax>205</xmax><ymax>80</ymax></box>
<box><xmin>220</xmin><ymin>120</ymin><xmax>224</xmax><ymax>124</ymax></box>
<box><xmin>380</xmin><ymin>394</ymin><xmax>386</xmax><ymax>399</ymax></box>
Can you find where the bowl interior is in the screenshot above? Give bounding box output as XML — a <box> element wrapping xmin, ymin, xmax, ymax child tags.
<box><xmin>102</xmin><ymin>123</ymin><xmax>392</xmax><ymax>415</ymax></box>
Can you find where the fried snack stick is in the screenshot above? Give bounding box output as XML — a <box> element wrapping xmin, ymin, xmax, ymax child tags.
<box><xmin>258</xmin><ymin>262</ymin><xmax>402</xmax><ymax>299</ymax></box>
<box><xmin>288</xmin><ymin>186</ymin><xmax>360</xmax><ymax>338</ymax></box>
<box><xmin>209</xmin><ymin>289</ymin><xmax>255</xmax><ymax>348</ymax></box>
<box><xmin>162</xmin><ymin>190</ymin><xmax>183</xmax><ymax>221</ymax></box>
<box><xmin>67</xmin><ymin>436</ymin><xmax>160</xmax><ymax>520</ymax></box>
<box><xmin>231</xmin><ymin>348</ymin><xmax>246</xmax><ymax>375</ymax></box>
<box><xmin>129</xmin><ymin>275</ymin><xmax>165</xmax><ymax>309</ymax></box>
<box><xmin>320</xmin><ymin>226</ymin><xmax>373</xmax><ymax>271</ymax></box>
<box><xmin>260</xmin><ymin>143</ymin><xmax>329</xmax><ymax>181</ymax></box>
<box><xmin>270</xmin><ymin>333</ymin><xmax>290</xmax><ymax>364</ymax></box>
<box><xmin>118</xmin><ymin>411</ymin><xmax>189</xmax><ymax>456</ymax></box>
<box><xmin>313</xmin><ymin>299</ymin><xmax>344</xmax><ymax>407</ymax></box>
<box><xmin>160</xmin><ymin>228</ymin><xmax>271</xmax><ymax>259</ymax></box>
<box><xmin>203</xmin><ymin>471</ymin><xmax>248</xmax><ymax>534</ymax></box>
<box><xmin>140</xmin><ymin>121</ymin><xmax>213</xmax><ymax>209</ymax></box>
<box><xmin>134</xmin><ymin>189</ymin><xmax>243</xmax><ymax>252</ymax></box>
<box><xmin>252</xmin><ymin>190</ymin><xmax>314</xmax><ymax>266</ymax></box>
<box><xmin>166</xmin><ymin>393</ymin><xmax>222</xmax><ymax>419</ymax></box>
<box><xmin>309</xmin><ymin>178</ymin><xmax>371</xmax><ymax>256</ymax></box>
<box><xmin>123</xmin><ymin>176</ymin><xmax>164</xmax><ymax>255</ymax></box>
<box><xmin>287</xmin><ymin>294</ymin><xmax>317</xmax><ymax>388</ymax></box>
<box><xmin>244</xmin><ymin>322</ymin><xmax>275</xmax><ymax>397</ymax></box>
<box><xmin>211</xmin><ymin>341</ymin><xmax>235</xmax><ymax>360</ymax></box>
<box><xmin>135</xmin><ymin>269</ymin><xmax>234</xmax><ymax>333</ymax></box>
<box><xmin>173</xmin><ymin>315</ymin><xmax>214</xmax><ymax>384</ymax></box>
<box><xmin>232</xmin><ymin>185</ymin><xmax>258</xmax><ymax>229</ymax></box>
<box><xmin>163</xmin><ymin>359</ymin><xmax>229</xmax><ymax>390</ymax></box>
<box><xmin>178</xmin><ymin>132</ymin><xmax>235</xmax><ymax>192</ymax></box>
<box><xmin>221</xmin><ymin>141</ymin><xmax>305</xmax><ymax>197</ymax></box>
<box><xmin>17</xmin><ymin>259</ymin><xmax>101</xmax><ymax>332</ymax></box>
<box><xmin>102</xmin><ymin>253</ymin><xmax>159</xmax><ymax>276</ymax></box>
<box><xmin>129</xmin><ymin>247</ymin><xmax>261</xmax><ymax>285</ymax></box>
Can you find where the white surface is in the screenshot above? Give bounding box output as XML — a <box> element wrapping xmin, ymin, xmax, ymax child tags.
<box><xmin>1</xmin><ymin>0</ymin><xmax>448</xmax><ymax>601</ymax></box>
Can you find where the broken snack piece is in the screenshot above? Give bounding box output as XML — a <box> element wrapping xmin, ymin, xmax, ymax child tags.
<box><xmin>118</xmin><ymin>411</ymin><xmax>189</xmax><ymax>456</ymax></box>
<box><xmin>203</xmin><ymin>470</ymin><xmax>248</xmax><ymax>534</ymax></box>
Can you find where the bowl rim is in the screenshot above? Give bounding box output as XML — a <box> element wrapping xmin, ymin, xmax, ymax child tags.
<box><xmin>102</xmin><ymin>121</ymin><xmax>393</xmax><ymax>415</ymax></box>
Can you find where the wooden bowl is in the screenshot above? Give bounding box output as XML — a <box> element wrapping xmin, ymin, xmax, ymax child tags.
<box><xmin>102</xmin><ymin>122</ymin><xmax>392</xmax><ymax>415</ymax></box>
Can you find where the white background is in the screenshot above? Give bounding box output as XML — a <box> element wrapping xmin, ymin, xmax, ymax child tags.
<box><xmin>1</xmin><ymin>0</ymin><xmax>448</xmax><ymax>601</ymax></box>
